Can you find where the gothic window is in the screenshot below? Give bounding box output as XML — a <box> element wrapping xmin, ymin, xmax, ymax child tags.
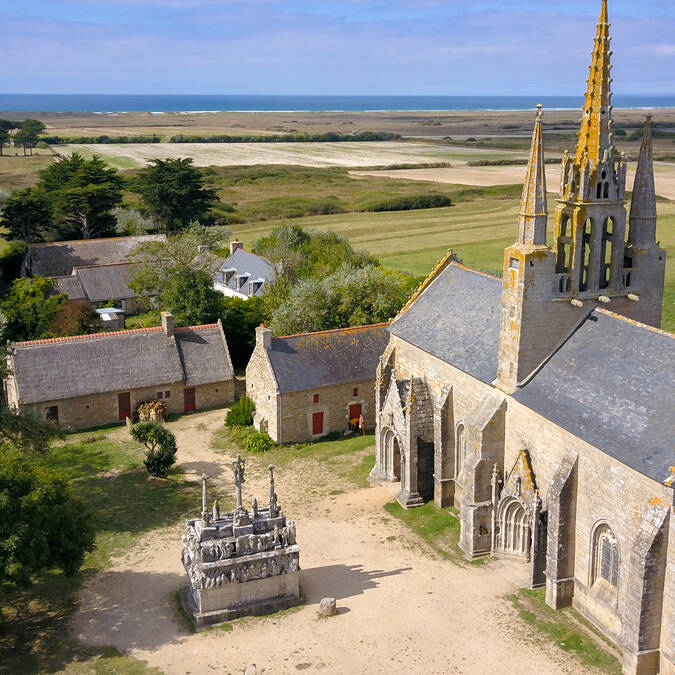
<box><xmin>580</xmin><ymin>218</ymin><xmax>593</xmax><ymax>292</ymax></box>
<box><xmin>592</xmin><ymin>523</ymin><xmax>620</xmax><ymax>589</ymax></box>
<box><xmin>556</xmin><ymin>216</ymin><xmax>571</xmax><ymax>275</ymax></box>
<box><xmin>599</xmin><ymin>217</ymin><xmax>614</xmax><ymax>289</ymax></box>
<box><xmin>455</xmin><ymin>423</ymin><xmax>466</xmax><ymax>477</ymax></box>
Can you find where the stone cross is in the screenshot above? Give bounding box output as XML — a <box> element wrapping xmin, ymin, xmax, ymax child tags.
<box><xmin>201</xmin><ymin>473</ymin><xmax>210</xmax><ymax>523</ymax></box>
<box><xmin>268</xmin><ymin>465</ymin><xmax>276</xmax><ymax>515</ymax></box>
<box><xmin>232</xmin><ymin>454</ymin><xmax>246</xmax><ymax>509</ymax></box>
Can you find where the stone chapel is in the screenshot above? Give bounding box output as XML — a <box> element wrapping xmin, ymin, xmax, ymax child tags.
<box><xmin>370</xmin><ymin>2</ymin><xmax>673</xmax><ymax>673</ymax></box>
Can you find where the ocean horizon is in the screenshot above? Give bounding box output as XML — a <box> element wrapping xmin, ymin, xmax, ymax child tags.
<box><xmin>1</xmin><ymin>93</ymin><xmax>675</xmax><ymax>114</ymax></box>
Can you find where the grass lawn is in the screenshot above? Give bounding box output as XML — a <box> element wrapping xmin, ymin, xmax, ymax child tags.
<box><xmin>0</xmin><ymin>152</ymin><xmax>58</xmax><ymax>191</ymax></box>
<box><xmin>507</xmin><ymin>588</ymin><xmax>622</xmax><ymax>674</ymax></box>
<box><xmin>0</xmin><ymin>430</ymin><xmax>199</xmax><ymax>673</ymax></box>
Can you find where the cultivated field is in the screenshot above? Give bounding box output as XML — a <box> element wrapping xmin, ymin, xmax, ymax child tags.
<box><xmin>353</xmin><ymin>160</ymin><xmax>675</xmax><ymax>201</ymax></box>
<box><xmin>61</xmin><ymin>141</ymin><xmax>523</xmax><ymax>170</ymax></box>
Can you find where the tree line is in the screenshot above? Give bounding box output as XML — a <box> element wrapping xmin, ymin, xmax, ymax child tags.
<box><xmin>0</xmin><ymin>119</ymin><xmax>46</xmax><ymax>156</ymax></box>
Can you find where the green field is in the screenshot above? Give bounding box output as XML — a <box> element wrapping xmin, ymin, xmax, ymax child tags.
<box><xmin>230</xmin><ymin>196</ymin><xmax>675</xmax><ymax>331</ymax></box>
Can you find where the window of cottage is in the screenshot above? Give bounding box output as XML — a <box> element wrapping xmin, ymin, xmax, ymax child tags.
<box><xmin>46</xmin><ymin>406</ymin><xmax>59</xmax><ymax>422</ymax></box>
<box><xmin>165</xmin><ymin>391</ymin><xmax>171</xmax><ymax>399</ymax></box>
<box><xmin>157</xmin><ymin>392</ymin><xmax>164</xmax><ymax>400</ymax></box>
<box><xmin>313</xmin><ymin>394</ymin><xmax>319</xmax><ymax>403</ymax></box>
<box><xmin>593</xmin><ymin>524</ymin><xmax>620</xmax><ymax>589</ymax></box>
<box><xmin>353</xmin><ymin>388</ymin><xmax>358</xmax><ymax>397</ymax></box>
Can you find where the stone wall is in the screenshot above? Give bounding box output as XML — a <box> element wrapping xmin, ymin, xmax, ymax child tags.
<box><xmin>17</xmin><ymin>380</ymin><xmax>234</xmax><ymax>430</ymax></box>
<box><xmin>246</xmin><ymin>340</ymin><xmax>280</xmax><ymax>441</ymax></box>
<box><xmin>276</xmin><ymin>378</ymin><xmax>376</xmax><ymax>444</ymax></box>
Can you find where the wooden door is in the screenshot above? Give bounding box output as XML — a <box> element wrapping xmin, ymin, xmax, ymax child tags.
<box><xmin>312</xmin><ymin>411</ymin><xmax>324</xmax><ymax>435</ymax></box>
<box><xmin>349</xmin><ymin>403</ymin><xmax>362</xmax><ymax>423</ymax></box>
<box><xmin>118</xmin><ymin>392</ymin><xmax>131</xmax><ymax>421</ymax></box>
<box><xmin>184</xmin><ymin>387</ymin><xmax>196</xmax><ymax>412</ymax></box>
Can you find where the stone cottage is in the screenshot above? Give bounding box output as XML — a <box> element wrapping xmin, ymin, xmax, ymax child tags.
<box><xmin>246</xmin><ymin>323</ymin><xmax>389</xmax><ymax>443</ymax></box>
<box><xmin>214</xmin><ymin>241</ymin><xmax>277</xmax><ymax>300</ymax></box>
<box><xmin>370</xmin><ymin>4</ymin><xmax>673</xmax><ymax>673</ymax></box>
<box><xmin>5</xmin><ymin>312</ymin><xmax>235</xmax><ymax>429</ymax></box>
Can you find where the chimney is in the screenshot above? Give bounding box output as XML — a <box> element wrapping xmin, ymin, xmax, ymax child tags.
<box><xmin>256</xmin><ymin>323</ymin><xmax>272</xmax><ymax>350</ymax></box>
<box><xmin>230</xmin><ymin>240</ymin><xmax>244</xmax><ymax>255</ymax></box>
<box><xmin>161</xmin><ymin>311</ymin><xmax>175</xmax><ymax>337</ymax></box>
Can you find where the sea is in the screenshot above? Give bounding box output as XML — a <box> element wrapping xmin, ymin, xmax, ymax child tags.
<box><xmin>1</xmin><ymin>94</ymin><xmax>674</xmax><ymax>114</ymax></box>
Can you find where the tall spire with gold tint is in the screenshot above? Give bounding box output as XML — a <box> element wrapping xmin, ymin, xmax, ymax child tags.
<box><xmin>576</xmin><ymin>0</ymin><xmax>614</xmax><ymax>165</ymax></box>
<box><xmin>518</xmin><ymin>104</ymin><xmax>548</xmax><ymax>246</ymax></box>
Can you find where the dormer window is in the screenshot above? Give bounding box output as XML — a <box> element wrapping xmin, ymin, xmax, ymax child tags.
<box><xmin>237</xmin><ymin>273</ymin><xmax>250</xmax><ymax>291</ymax></box>
<box><xmin>223</xmin><ymin>268</ymin><xmax>236</xmax><ymax>283</ymax></box>
<box><xmin>250</xmin><ymin>278</ymin><xmax>265</xmax><ymax>295</ymax></box>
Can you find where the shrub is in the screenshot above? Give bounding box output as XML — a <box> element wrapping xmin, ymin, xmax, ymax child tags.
<box><xmin>137</xmin><ymin>399</ymin><xmax>168</xmax><ymax>422</ymax></box>
<box><xmin>241</xmin><ymin>429</ymin><xmax>275</xmax><ymax>454</ymax></box>
<box><xmin>130</xmin><ymin>421</ymin><xmax>177</xmax><ymax>477</ymax></box>
<box><xmin>361</xmin><ymin>194</ymin><xmax>452</xmax><ymax>213</ymax></box>
<box><xmin>225</xmin><ymin>396</ymin><xmax>255</xmax><ymax>427</ymax></box>
<box><xmin>613</xmin><ymin>128</ymin><xmax>627</xmax><ymax>136</ymax></box>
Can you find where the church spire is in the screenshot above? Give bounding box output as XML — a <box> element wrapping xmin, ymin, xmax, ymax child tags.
<box><xmin>576</xmin><ymin>0</ymin><xmax>614</xmax><ymax>165</ymax></box>
<box><xmin>518</xmin><ymin>104</ymin><xmax>548</xmax><ymax>245</ymax></box>
<box><xmin>629</xmin><ymin>115</ymin><xmax>657</xmax><ymax>247</ymax></box>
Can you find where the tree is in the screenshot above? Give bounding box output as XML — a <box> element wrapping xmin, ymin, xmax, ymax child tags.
<box><xmin>37</xmin><ymin>154</ymin><xmax>123</xmax><ymax>240</ymax></box>
<box><xmin>269</xmin><ymin>264</ymin><xmax>414</xmax><ymax>335</ymax></box>
<box><xmin>160</xmin><ymin>268</ymin><xmax>222</xmax><ymax>327</ymax></box>
<box><xmin>12</xmin><ymin>120</ymin><xmax>45</xmax><ymax>157</ymax></box>
<box><xmin>0</xmin><ymin>448</ymin><xmax>95</xmax><ymax>588</ymax></box>
<box><xmin>130</xmin><ymin>422</ymin><xmax>177</xmax><ymax>477</ymax></box>
<box><xmin>46</xmin><ymin>300</ymin><xmax>100</xmax><ymax>338</ymax></box>
<box><xmin>0</xmin><ymin>128</ymin><xmax>9</xmax><ymax>156</ymax></box>
<box><xmin>133</xmin><ymin>158</ymin><xmax>218</xmax><ymax>232</ymax></box>
<box><xmin>219</xmin><ymin>296</ymin><xmax>267</xmax><ymax>368</ymax></box>
<box><xmin>0</xmin><ymin>188</ymin><xmax>52</xmax><ymax>243</ymax></box>
<box><xmin>0</xmin><ymin>277</ymin><xmax>67</xmax><ymax>342</ymax></box>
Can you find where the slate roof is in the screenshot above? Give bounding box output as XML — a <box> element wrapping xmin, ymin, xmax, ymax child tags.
<box><xmin>53</xmin><ymin>263</ymin><xmax>138</xmax><ymax>303</ymax></box>
<box><xmin>267</xmin><ymin>324</ymin><xmax>390</xmax><ymax>394</ymax></box>
<box><xmin>27</xmin><ymin>235</ymin><xmax>166</xmax><ymax>278</ymax></box>
<box><xmin>10</xmin><ymin>322</ymin><xmax>233</xmax><ymax>404</ymax></box>
<box><xmin>215</xmin><ymin>248</ymin><xmax>276</xmax><ymax>298</ymax></box>
<box><xmin>389</xmin><ymin>262</ymin><xmax>502</xmax><ymax>383</ymax></box>
<box><xmin>514</xmin><ymin>310</ymin><xmax>675</xmax><ymax>483</ymax></box>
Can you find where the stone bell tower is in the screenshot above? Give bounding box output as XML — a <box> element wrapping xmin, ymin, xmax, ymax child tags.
<box><xmin>497</xmin><ymin>0</ymin><xmax>666</xmax><ymax>394</ymax></box>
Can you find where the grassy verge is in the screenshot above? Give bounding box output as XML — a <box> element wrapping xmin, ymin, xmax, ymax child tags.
<box><xmin>507</xmin><ymin>588</ymin><xmax>622</xmax><ymax>674</ymax></box>
<box><xmin>383</xmin><ymin>501</ymin><xmax>471</xmax><ymax>563</ymax></box>
<box><xmin>0</xmin><ymin>431</ymin><xmax>200</xmax><ymax>673</ymax></box>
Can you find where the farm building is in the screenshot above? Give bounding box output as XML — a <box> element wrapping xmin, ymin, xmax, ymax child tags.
<box><xmin>246</xmin><ymin>323</ymin><xmax>389</xmax><ymax>443</ymax></box>
<box><xmin>4</xmin><ymin>312</ymin><xmax>234</xmax><ymax>430</ymax></box>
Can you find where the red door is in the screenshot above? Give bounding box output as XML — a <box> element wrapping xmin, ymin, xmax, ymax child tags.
<box><xmin>312</xmin><ymin>411</ymin><xmax>324</xmax><ymax>435</ymax></box>
<box><xmin>118</xmin><ymin>392</ymin><xmax>131</xmax><ymax>421</ymax></box>
<box><xmin>184</xmin><ymin>387</ymin><xmax>196</xmax><ymax>412</ymax></box>
<box><xmin>349</xmin><ymin>404</ymin><xmax>362</xmax><ymax>423</ymax></box>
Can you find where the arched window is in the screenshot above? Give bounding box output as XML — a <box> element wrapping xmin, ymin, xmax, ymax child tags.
<box><xmin>599</xmin><ymin>217</ymin><xmax>614</xmax><ymax>289</ymax></box>
<box><xmin>592</xmin><ymin>523</ymin><xmax>620</xmax><ymax>588</ymax></box>
<box><xmin>580</xmin><ymin>218</ymin><xmax>593</xmax><ymax>292</ymax></box>
<box><xmin>455</xmin><ymin>423</ymin><xmax>466</xmax><ymax>478</ymax></box>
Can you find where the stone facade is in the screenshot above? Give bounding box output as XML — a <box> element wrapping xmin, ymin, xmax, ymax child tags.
<box><xmin>11</xmin><ymin>381</ymin><xmax>234</xmax><ymax>431</ymax></box>
<box><xmin>371</xmin><ymin>4</ymin><xmax>673</xmax><ymax>672</ymax></box>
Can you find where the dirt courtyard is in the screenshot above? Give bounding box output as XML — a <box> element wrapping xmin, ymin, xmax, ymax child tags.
<box><xmin>71</xmin><ymin>410</ymin><xmax>594</xmax><ymax>674</ymax></box>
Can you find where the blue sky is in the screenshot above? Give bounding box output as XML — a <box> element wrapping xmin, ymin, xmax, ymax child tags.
<box><xmin>1</xmin><ymin>0</ymin><xmax>674</xmax><ymax>95</ymax></box>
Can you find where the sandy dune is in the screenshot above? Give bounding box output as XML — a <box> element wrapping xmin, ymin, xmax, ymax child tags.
<box><xmin>71</xmin><ymin>410</ymin><xmax>602</xmax><ymax>675</ymax></box>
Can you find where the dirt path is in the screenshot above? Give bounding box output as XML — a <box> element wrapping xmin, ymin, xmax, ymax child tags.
<box><xmin>78</xmin><ymin>411</ymin><xmax>586</xmax><ymax>674</ymax></box>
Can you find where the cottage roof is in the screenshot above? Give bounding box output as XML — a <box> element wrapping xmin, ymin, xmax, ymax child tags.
<box><xmin>53</xmin><ymin>262</ymin><xmax>138</xmax><ymax>303</ymax></box>
<box><xmin>389</xmin><ymin>262</ymin><xmax>502</xmax><ymax>383</ymax></box>
<box><xmin>27</xmin><ymin>235</ymin><xmax>166</xmax><ymax>278</ymax></box>
<box><xmin>267</xmin><ymin>324</ymin><xmax>390</xmax><ymax>394</ymax></box>
<box><xmin>10</xmin><ymin>322</ymin><xmax>232</xmax><ymax>404</ymax></box>
<box><xmin>216</xmin><ymin>248</ymin><xmax>276</xmax><ymax>297</ymax></box>
<box><xmin>514</xmin><ymin>309</ymin><xmax>675</xmax><ymax>483</ymax></box>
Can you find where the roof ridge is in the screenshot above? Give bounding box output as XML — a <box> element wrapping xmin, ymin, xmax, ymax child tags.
<box><xmin>449</xmin><ymin>261</ymin><xmax>502</xmax><ymax>282</ymax></box>
<box><xmin>231</xmin><ymin>248</ymin><xmax>274</xmax><ymax>264</ymax></box>
<box><xmin>14</xmin><ymin>322</ymin><xmax>221</xmax><ymax>347</ymax></box>
<box><xmin>72</xmin><ymin>261</ymin><xmax>133</xmax><ymax>270</ymax></box>
<box><xmin>175</xmin><ymin>324</ymin><xmax>218</xmax><ymax>333</ymax></box>
<box><xmin>273</xmin><ymin>322</ymin><xmax>389</xmax><ymax>341</ymax></box>
<box><xmin>594</xmin><ymin>308</ymin><xmax>675</xmax><ymax>338</ymax></box>
<box><xmin>28</xmin><ymin>235</ymin><xmax>164</xmax><ymax>248</ymax></box>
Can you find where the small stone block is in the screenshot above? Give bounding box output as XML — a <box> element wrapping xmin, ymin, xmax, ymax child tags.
<box><xmin>318</xmin><ymin>597</ymin><xmax>338</xmax><ymax>617</ymax></box>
